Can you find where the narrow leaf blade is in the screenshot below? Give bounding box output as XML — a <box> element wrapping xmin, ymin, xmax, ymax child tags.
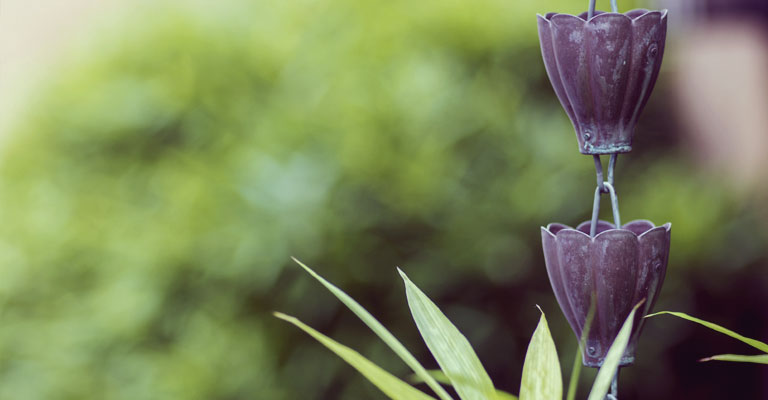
<box><xmin>409</xmin><ymin>369</ymin><xmax>451</xmax><ymax>385</ymax></box>
<box><xmin>520</xmin><ymin>308</ymin><xmax>562</xmax><ymax>400</ymax></box>
<box><xmin>410</xmin><ymin>371</ymin><xmax>518</xmax><ymax>400</ymax></box>
<box><xmin>293</xmin><ymin>258</ymin><xmax>453</xmax><ymax>400</ymax></box>
<box><xmin>398</xmin><ymin>268</ymin><xmax>497</xmax><ymax>400</ymax></box>
<box><xmin>496</xmin><ymin>391</ymin><xmax>519</xmax><ymax>400</ymax></box>
<box><xmin>274</xmin><ymin>312</ymin><xmax>436</xmax><ymax>400</ymax></box>
<box><xmin>646</xmin><ymin>311</ymin><xmax>768</xmax><ymax>353</ymax></box>
<box><xmin>588</xmin><ymin>301</ymin><xmax>644</xmax><ymax>400</ymax></box>
<box><xmin>565</xmin><ymin>343</ymin><xmax>582</xmax><ymax>400</ymax></box>
<box><xmin>700</xmin><ymin>354</ymin><xmax>768</xmax><ymax>364</ymax></box>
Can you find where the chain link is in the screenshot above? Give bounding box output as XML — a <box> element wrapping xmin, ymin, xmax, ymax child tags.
<box><xmin>590</xmin><ymin>154</ymin><xmax>621</xmax><ymax>237</ymax></box>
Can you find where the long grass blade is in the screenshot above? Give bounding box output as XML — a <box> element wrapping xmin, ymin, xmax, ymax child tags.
<box><xmin>398</xmin><ymin>268</ymin><xmax>497</xmax><ymax>400</ymax></box>
<box><xmin>699</xmin><ymin>354</ymin><xmax>768</xmax><ymax>364</ymax></box>
<box><xmin>274</xmin><ymin>312</ymin><xmax>436</xmax><ymax>400</ymax></box>
<box><xmin>587</xmin><ymin>300</ymin><xmax>644</xmax><ymax>400</ymax></box>
<box><xmin>646</xmin><ymin>311</ymin><xmax>768</xmax><ymax>354</ymax></box>
<box><xmin>565</xmin><ymin>343</ymin><xmax>582</xmax><ymax>400</ymax></box>
<box><xmin>293</xmin><ymin>258</ymin><xmax>453</xmax><ymax>400</ymax></box>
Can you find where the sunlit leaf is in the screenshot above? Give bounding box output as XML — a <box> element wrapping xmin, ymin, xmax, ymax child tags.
<box><xmin>588</xmin><ymin>300</ymin><xmax>644</xmax><ymax>400</ymax></box>
<box><xmin>293</xmin><ymin>258</ymin><xmax>453</xmax><ymax>400</ymax></box>
<box><xmin>646</xmin><ymin>311</ymin><xmax>768</xmax><ymax>354</ymax></box>
<box><xmin>495</xmin><ymin>391</ymin><xmax>519</xmax><ymax>400</ymax></box>
<box><xmin>519</xmin><ymin>307</ymin><xmax>562</xmax><ymax>400</ymax></box>
<box><xmin>410</xmin><ymin>370</ymin><xmax>518</xmax><ymax>400</ymax></box>
<box><xmin>699</xmin><ymin>354</ymin><xmax>768</xmax><ymax>364</ymax></box>
<box><xmin>398</xmin><ymin>268</ymin><xmax>497</xmax><ymax>400</ymax></box>
<box><xmin>274</xmin><ymin>312</ymin><xmax>436</xmax><ymax>400</ymax></box>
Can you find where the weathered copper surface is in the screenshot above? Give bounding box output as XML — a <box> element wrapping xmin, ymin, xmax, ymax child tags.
<box><xmin>537</xmin><ymin>9</ymin><xmax>668</xmax><ymax>154</ymax></box>
<box><xmin>541</xmin><ymin>220</ymin><xmax>671</xmax><ymax>367</ymax></box>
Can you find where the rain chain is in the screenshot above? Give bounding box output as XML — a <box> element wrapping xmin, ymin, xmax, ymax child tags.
<box><xmin>537</xmin><ymin>2</ymin><xmax>670</xmax><ymax>399</ymax></box>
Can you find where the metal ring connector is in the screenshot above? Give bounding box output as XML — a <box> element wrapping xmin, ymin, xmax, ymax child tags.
<box><xmin>590</xmin><ymin>181</ymin><xmax>621</xmax><ymax>237</ymax></box>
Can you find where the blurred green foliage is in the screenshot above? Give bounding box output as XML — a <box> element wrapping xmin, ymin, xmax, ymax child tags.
<box><xmin>0</xmin><ymin>0</ymin><xmax>766</xmax><ymax>399</ymax></box>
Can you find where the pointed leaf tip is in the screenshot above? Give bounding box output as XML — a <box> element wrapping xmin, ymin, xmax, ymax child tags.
<box><xmin>698</xmin><ymin>354</ymin><xmax>768</xmax><ymax>364</ymax></box>
<box><xmin>291</xmin><ymin>257</ymin><xmax>310</xmax><ymax>270</ymax></box>
<box><xmin>295</xmin><ymin>262</ymin><xmax>453</xmax><ymax>400</ymax></box>
<box><xmin>645</xmin><ymin>311</ymin><xmax>768</xmax><ymax>353</ymax></box>
<box><xmin>520</xmin><ymin>311</ymin><xmax>562</xmax><ymax>400</ymax></box>
<box><xmin>401</xmin><ymin>270</ymin><xmax>497</xmax><ymax>400</ymax></box>
<box><xmin>273</xmin><ymin>311</ymin><xmax>292</xmax><ymax>321</ymax></box>
<box><xmin>291</xmin><ymin>257</ymin><xmax>316</xmax><ymax>276</ymax></box>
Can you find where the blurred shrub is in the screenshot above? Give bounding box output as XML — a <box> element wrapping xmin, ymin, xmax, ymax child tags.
<box><xmin>0</xmin><ymin>0</ymin><xmax>764</xmax><ymax>399</ymax></box>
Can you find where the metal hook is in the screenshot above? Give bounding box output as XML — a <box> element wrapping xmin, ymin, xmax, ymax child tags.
<box><xmin>594</xmin><ymin>153</ymin><xmax>618</xmax><ymax>192</ymax></box>
<box><xmin>589</xmin><ymin>153</ymin><xmax>621</xmax><ymax>237</ymax></box>
<box><xmin>590</xmin><ymin>182</ymin><xmax>621</xmax><ymax>236</ymax></box>
<box><xmin>607</xmin><ymin>153</ymin><xmax>617</xmax><ymax>187</ymax></box>
<box><xmin>588</xmin><ymin>0</ymin><xmax>619</xmax><ymax>18</ymax></box>
<box><xmin>593</xmin><ymin>155</ymin><xmax>605</xmax><ymax>193</ymax></box>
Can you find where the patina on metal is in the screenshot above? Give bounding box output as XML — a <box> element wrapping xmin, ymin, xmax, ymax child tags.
<box><xmin>542</xmin><ymin>220</ymin><xmax>671</xmax><ymax>367</ymax></box>
<box><xmin>537</xmin><ymin>7</ymin><xmax>668</xmax><ymax>154</ymax></box>
<box><xmin>536</xmin><ymin>1</ymin><xmax>671</xmax><ymax>399</ymax></box>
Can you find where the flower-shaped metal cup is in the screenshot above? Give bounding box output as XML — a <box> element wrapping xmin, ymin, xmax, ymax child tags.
<box><xmin>537</xmin><ymin>9</ymin><xmax>668</xmax><ymax>154</ymax></box>
<box><xmin>541</xmin><ymin>220</ymin><xmax>671</xmax><ymax>367</ymax></box>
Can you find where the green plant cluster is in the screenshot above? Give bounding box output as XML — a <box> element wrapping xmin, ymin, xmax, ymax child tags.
<box><xmin>279</xmin><ymin>259</ymin><xmax>640</xmax><ymax>400</ymax></box>
<box><xmin>0</xmin><ymin>0</ymin><xmax>764</xmax><ymax>399</ymax></box>
<box><xmin>277</xmin><ymin>260</ymin><xmax>768</xmax><ymax>400</ymax></box>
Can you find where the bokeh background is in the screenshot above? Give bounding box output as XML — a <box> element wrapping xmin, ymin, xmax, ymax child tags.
<box><xmin>1</xmin><ymin>0</ymin><xmax>767</xmax><ymax>399</ymax></box>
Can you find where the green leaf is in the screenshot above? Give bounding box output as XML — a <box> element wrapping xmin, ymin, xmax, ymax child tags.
<box><xmin>398</xmin><ymin>268</ymin><xmax>497</xmax><ymax>400</ymax></box>
<box><xmin>495</xmin><ymin>391</ymin><xmax>519</xmax><ymax>400</ymax></box>
<box><xmin>587</xmin><ymin>301</ymin><xmax>644</xmax><ymax>400</ymax></box>
<box><xmin>274</xmin><ymin>312</ymin><xmax>436</xmax><ymax>400</ymax></box>
<box><xmin>646</xmin><ymin>311</ymin><xmax>768</xmax><ymax>354</ymax></box>
<box><xmin>519</xmin><ymin>307</ymin><xmax>562</xmax><ymax>400</ymax></box>
<box><xmin>565</xmin><ymin>343</ymin><xmax>582</xmax><ymax>400</ymax></box>
<box><xmin>566</xmin><ymin>299</ymin><xmax>594</xmax><ymax>400</ymax></box>
<box><xmin>699</xmin><ymin>354</ymin><xmax>768</xmax><ymax>364</ymax></box>
<box><xmin>410</xmin><ymin>370</ymin><xmax>518</xmax><ymax>400</ymax></box>
<box><xmin>293</xmin><ymin>258</ymin><xmax>453</xmax><ymax>400</ymax></box>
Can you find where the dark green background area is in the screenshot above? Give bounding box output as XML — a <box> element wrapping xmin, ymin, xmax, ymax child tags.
<box><xmin>0</xmin><ymin>0</ymin><xmax>765</xmax><ymax>399</ymax></box>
